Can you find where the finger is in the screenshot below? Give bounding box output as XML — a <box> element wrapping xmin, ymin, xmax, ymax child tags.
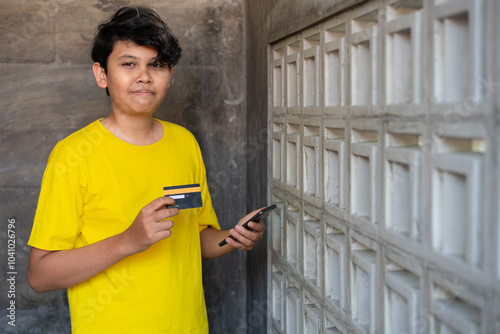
<box><xmin>246</xmin><ymin>221</ymin><xmax>266</xmax><ymax>232</ymax></box>
<box><xmin>156</xmin><ymin>220</ymin><xmax>174</xmax><ymax>230</ymax></box>
<box><xmin>235</xmin><ymin>225</ymin><xmax>261</xmax><ymax>242</ymax></box>
<box><xmin>226</xmin><ymin>236</ymin><xmax>247</xmax><ymax>250</ymax></box>
<box><xmin>230</xmin><ymin>229</ymin><xmax>254</xmax><ymax>247</ymax></box>
<box><xmin>151</xmin><ymin>226</ymin><xmax>173</xmax><ymax>241</ymax></box>
<box><xmin>148</xmin><ymin>220</ymin><xmax>174</xmax><ymax>239</ymax></box>
<box><xmin>151</xmin><ymin>207</ymin><xmax>179</xmax><ymax>223</ymax></box>
<box><xmin>162</xmin><ymin>196</ymin><xmax>177</xmax><ymax>208</ymax></box>
<box><xmin>143</xmin><ymin>197</ymin><xmax>177</xmax><ymax>213</ymax></box>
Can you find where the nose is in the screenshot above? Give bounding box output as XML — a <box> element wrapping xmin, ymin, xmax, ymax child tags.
<box><xmin>136</xmin><ymin>66</ymin><xmax>152</xmax><ymax>84</ymax></box>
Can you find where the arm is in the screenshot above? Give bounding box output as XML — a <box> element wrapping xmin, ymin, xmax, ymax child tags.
<box><xmin>28</xmin><ymin>196</ymin><xmax>178</xmax><ymax>293</ymax></box>
<box><xmin>200</xmin><ymin>208</ymin><xmax>266</xmax><ymax>259</ymax></box>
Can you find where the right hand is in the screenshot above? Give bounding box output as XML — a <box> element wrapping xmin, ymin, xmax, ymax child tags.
<box><xmin>121</xmin><ymin>197</ymin><xmax>179</xmax><ymax>254</ymax></box>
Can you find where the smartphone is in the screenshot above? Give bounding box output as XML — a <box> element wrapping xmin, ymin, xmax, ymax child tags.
<box><xmin>218</xmin><ymin>204</ymin><xmax>277</xmax><ymax>247</ymax></box>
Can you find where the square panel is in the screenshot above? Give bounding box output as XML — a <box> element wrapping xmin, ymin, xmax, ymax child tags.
<box><xmin>272</xmin><ymin>270</ymin><xmax>285</xmax><ymax>331</ymax></box>
<box><xmin>303</xmin><ymin>213</ymin><xmax>321</xmax><ymax>289</ymax></box>
<box><xmin>287</xmin><ymin>40</ymin><xmax>301</xmax><ymax>109</ymax></box>
<box><xmin>324</xmin><ymin>23</ymin><xmax>346</xmax><ymax>109</ymax></box>
<box><xmin>271</xmin><ymin>193</ymin><xmax>285</xmax><ymax>254</ymax></box>
<box><xmin>304</xmin><ymin>302</ymin><xmax>321</xmax><ymax>334</ymax></box>
<box><xmin>385</xmin><ymin>146</ymin><xmax>422</xmax><ymax>240</ymax></box>
<box><xmin>351</xmin><ymin>240</ymin><xmax>377</xmax><ymax>333</ymax></box>
<box><xmin>273</xmin><ymin>119</ymin><xmax>285</xmax><ymax>184</ymax></box>
<box><xmin>324</xmin><ymin>224</ymin><xmax>346</xmax><ymax>310</ymax></box>
<box><xmin>303</xmin><ymin>122</ymin><xmax>322</xmax><ymax>206</ymax></box>
<box><xmin>351</xmin><ymin>142</ymin><xmax>378</xmax><ymax>223</ymax></box>
<box><xmin>384</xmin><ymin>266</ymin><xmax>420</xmax><ymax>334</ymax></box>
<box><xmin>385</xmin><ymin>11</ymin><xmax>422</xmax><ymax>106</ymax></box>
<box><xmin>286</xmin><ymin>119</ymin><xmax>301</xmax><ymax>197</ymax></box>
<box><xmin>273</xmin><ymin>45</ymin><xmax>286</xmax><ymax>109</ymax></box>
<box><xmin>434</xmin><ymin>12</ymin><xmax>469</xmax><ymax>103</ymax></box>
<box><xmin>324</xmin><ymin>121</ymin><xmax>346</xmax><ymax>216</ymax></box>
<box><xmin>286</xmin><ymin>202</ymin><xmax>300</xmax><ymax>269</ymax></box>
<box><xmin>303</xmin><ymin>32</ymin><xmax>321</xmax><ymax>109</ymax></box>
<box><xmin>431</xmin><ymin>152</ymin><xmax>482</xmax><ymax>267</ymax></box>
<box><xmin>351</xmin><ymin>8</ymin><xmax>379</xmax><ymax>109</ymax></box>
<box><xmin>432</xmin><ymin>0</ymin><xmax>483</xmax><ymax>106</ymax></box>
<box><xmin>286</xmin><ymin>282</ymin><xmax>301</xmax><ymax>334</ymax></box>
<box><xmin>351</xmin><ymin>37</ymin><xmax>376</xmax><ymax>106</ymax></box>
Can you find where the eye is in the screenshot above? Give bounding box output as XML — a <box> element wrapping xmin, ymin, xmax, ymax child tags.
<box><xmin>122</xmin><ymin>62</ymin><xmax>135</xmax><ymax>68</ymax></box>
<box><xmin>149</xmin><ymin>63</ymin><xmax>164</xmax><ymax>69</ymax></box>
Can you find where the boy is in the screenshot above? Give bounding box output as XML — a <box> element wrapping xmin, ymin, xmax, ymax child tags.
<box><xmin>27</xmin><ymin>6</ymin><xmax>265</xmax><ymax>334</ymax></box>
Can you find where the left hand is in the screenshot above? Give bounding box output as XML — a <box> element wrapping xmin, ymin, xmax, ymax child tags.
<box><xmin>225</xmin><ymin>208</ymin><xmax>267</xmax><ymax>251</ymax></box>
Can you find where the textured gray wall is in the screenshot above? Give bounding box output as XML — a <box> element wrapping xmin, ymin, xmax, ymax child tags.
<box><xmin>245</xmin><ymin>0</ymin><xmax>273</xmax><ymax>332</ymax></box>
<box><xmin>244</xmin><ymin>1</ymin><xmax>366</xmax><ymax>333</ymax></box>
<box><xmin>265</xmin><ymin>0</ymin><xmax>367</xmax><ymax>43</ymax></box>
<box><xmin>0</xmin><ymin>0</ymin><xmax>248</xmax><ymax>333</ymax></box>
<box><xmin>259</xmin><ymin>0</ymin><xmax>500</xmax><ymax>333</ymax></box>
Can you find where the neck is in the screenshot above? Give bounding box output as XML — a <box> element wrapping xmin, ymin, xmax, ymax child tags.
<box><xmin>101</xmin><ymin>113</ymin><xmax>163</xmax><ymax>146</ymax></box>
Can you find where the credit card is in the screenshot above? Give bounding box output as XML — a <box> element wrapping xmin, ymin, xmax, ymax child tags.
<box><xmin>163</xmin><ymin>184</ymin><xmax>203</xmax><ymax>210</ymax></box>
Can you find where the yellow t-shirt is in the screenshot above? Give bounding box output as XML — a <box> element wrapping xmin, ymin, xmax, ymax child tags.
<box><xmin>28</xmin><ymin>119</ymin><xmax>219</xmax><ymax>334</ymax></box>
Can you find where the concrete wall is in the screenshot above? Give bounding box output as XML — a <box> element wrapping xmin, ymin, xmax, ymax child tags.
<box><xmin>266</xmin><ymin>0</ymin><xmax>500</xmax><ymax>333</ymax></box>
<box><xmin>245</xmin><ymin>1</ymin><xmax>365</xmax><ymax>333</ymax></box>
<box><xmin>0</xmin><ymin>0</ymin><xmax>250</xmax><ymax>333</ymax></box>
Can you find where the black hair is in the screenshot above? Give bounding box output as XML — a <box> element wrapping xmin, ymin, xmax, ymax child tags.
<box><xmin>91</xmin><ymin>6</ymin><xmax>182</xmax><ymax>72</ymax></box>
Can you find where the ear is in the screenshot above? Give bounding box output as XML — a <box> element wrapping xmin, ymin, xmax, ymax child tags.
<box><xmin>92</xmin><ymin>62</ymin><xmax>108</xmax><ymax>89</ymax></box>
<box><xmin>167</xmin><ymin>67</ymin><xmax>173</xmax><ymax>88</ymax></box>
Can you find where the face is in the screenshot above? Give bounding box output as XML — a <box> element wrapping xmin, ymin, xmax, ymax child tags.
<box><xmin>93</xmin><ymin>40</ymin><xmax>173</xmax><ymax>116</ymax></box>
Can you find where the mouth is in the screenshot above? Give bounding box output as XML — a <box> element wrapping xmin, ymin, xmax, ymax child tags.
<box><xmin>132</xmin><ymin>89</ymin><xmax>155</xmax><ymax>95</ymax></box>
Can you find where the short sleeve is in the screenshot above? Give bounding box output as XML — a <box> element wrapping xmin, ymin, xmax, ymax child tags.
<box><xmin>192</xmin><ymin>136</ymin><xmax>220</xmax><ymax>232</ymax></box>
<box><xmin>28</xmin><ymin>141</ymin><xmax>85</xmax><ymax>250</ymax></box>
